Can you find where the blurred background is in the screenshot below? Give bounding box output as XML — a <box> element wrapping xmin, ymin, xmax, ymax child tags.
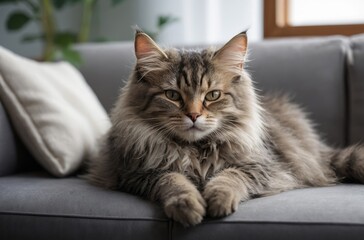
<box><xmin>0</xmin><ymin>0</ymin><xmax>262</xmax><ymax>61</ymax></box>
<box><xmin>0</xmin><ymin>0</ymin><xmax>363</xmax><ymax>64</ymax></box>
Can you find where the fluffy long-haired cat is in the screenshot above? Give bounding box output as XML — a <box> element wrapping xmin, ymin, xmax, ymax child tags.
<box><xmin>88</xmin><ymin>30</ymin><xmax>364</xmax><ymax>226</ymax></box>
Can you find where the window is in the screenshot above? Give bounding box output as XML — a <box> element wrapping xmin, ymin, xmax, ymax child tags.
<box><xmin>264</xmin><ymin>0</ymin><xmax>364</xmax><ymax>38</ymax></box>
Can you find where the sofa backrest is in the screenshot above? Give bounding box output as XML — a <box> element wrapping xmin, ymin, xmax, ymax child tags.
<box><xmin>247</xmin><ymin>36</ymin><xmax>348</xmax><ymax>147</ymax></box>
<box><xmin>77</xmin><ymin>42</ymin><xmax>135</xmax><ymax>113</ymax></box>
<box><xmin>77</xmin><ymin>36</ymin><xmax>350</xmax><ymax>147</ymax></box>
<box><xmin>348</xmin><ymin>34</ymin><xmax>364</xmax><ymax>145</ymax></box>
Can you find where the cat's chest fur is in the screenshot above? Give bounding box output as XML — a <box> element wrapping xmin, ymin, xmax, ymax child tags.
<box><xmin>163</xmin><ymin>140</ymin><xmax>228</xmax><ymax>188</ymax></box>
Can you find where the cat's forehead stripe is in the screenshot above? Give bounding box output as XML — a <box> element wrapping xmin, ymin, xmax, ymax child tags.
<box><xmin>177</xmin><ymin>54</ymin><xmax>191</xmax><ymax>88</ymax></box>
<box><xmin>177</xmin><ymin>50</ymin><xmax>209</xmax><ymax>89</ymax></box>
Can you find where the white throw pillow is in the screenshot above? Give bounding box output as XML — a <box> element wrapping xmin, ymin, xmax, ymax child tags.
<box><xmin>0</xmin><ymin>46</ymin><xmax>111</xmax><ymax>177</ymax></box>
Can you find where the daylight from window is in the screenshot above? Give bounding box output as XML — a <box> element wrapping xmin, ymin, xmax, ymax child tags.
<box><xmin>289</xmin><ymin>0</ymin><xmax>364</xmax><ymax>26</ymax></box>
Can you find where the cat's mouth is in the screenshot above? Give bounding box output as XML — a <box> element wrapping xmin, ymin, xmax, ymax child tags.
<box><xmin>178</xmin><ymin>125</ymin><xmax>206</xmax><ymax>142</ymax></box>
<box><xmin>188</xmin><ymin>126</ymin><xmax>203</xmax><ymax>131</ymax></box>
<box><xmin>183</xmin><ymin>119</ymin><xmax>204</xmax><ymax>132</ymax></box>
<box><xmin>178</xmin><ymin>117</ymin><xmax>217</xmax><ymax>141</ymax></box>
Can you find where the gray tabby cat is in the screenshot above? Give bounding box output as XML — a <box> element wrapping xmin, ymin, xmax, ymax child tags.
<box><xmin>88</xmin><ymin>30</ymin><xmax>364</xmax><ymax>226</ymax></box>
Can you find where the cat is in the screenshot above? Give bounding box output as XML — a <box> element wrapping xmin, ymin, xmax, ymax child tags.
<box><xmin>87</xmin><ymin>30</ymin><xmax>364</xmax><ymax>227</ymax></box>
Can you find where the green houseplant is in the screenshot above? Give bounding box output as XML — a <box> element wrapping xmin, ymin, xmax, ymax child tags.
<box><xmin>1</xmin><ymin>0</ymin><xmax>125</xmax><ymax>66</ymax></box>
<box><xmin>1</xmin><ymin>0</ymin><xmax>178</xmax><ymax>66</ymax></box>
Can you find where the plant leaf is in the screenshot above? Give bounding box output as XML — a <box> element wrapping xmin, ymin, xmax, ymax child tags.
<box><xmin>6</xmin><ymin>11</ymin><xmax>31</xmax><ymax>30</ymax></box>
<box><xmin>52</xmin><ymin>0</ymin><xmax>66</xmax><ymax>9</ymax></box>
<box><xmin>54</xmin><ymin>32</ymin><xmax>78</xmax><ymax>48</ymax></box>
<box><xmin>0</xmin><ymin>0</ymin><xmax>19</xmax><ymax>4</ymax></box>
<box><xmin>52</xmin><ymin>0</ymin><xmax>81</xmax><ymax>9</ymax></box>
<box><xmin>158</xmin><ymin>15</ymin><xmax>178</xmax><ymax>27</ymax></box>
<box><xmin>111</xmin><ymin>0</ymin><xmax>125</xmax><ymax>6</ymax></box>
<box><xmin>157</xmin><ymin>15</ymin><xmax>179</xmax><ymax>28</ymax></box>
<box><xmin>22</xmin><ymin>33</ymin><xmax>44</xmax><ymax>42</ymax></box>
<box><xmin>60</xmin><ymin>47</ymin><xmax>82</xmax><ymax>67</ymax></box>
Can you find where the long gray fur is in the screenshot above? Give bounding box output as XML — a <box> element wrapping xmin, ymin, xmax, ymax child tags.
<box><xmin>87</xmin><ymin>31</ymin><xmax>364</xmax><ymax>227</ymax></box>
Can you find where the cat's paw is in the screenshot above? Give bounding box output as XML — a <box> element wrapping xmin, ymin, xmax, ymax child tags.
<box><xmin>203</xmin><ymin>186</ymin><xmax>240</xmax><ymax>218</ymax></box>
<box><xmin>164</xmin><ymin>192</ymin><xmax>206</xmax><ymax>227</ymax></box>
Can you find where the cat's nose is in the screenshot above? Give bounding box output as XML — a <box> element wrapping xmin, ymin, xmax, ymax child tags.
<box><xmin>186</xmin><ymin>112</ymin><xmax>201</xmax><ymax>122</ymax></box>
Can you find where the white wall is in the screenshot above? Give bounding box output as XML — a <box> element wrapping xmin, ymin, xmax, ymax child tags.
<box><xmin>0</xmin><ymin>0</ymin><xmax>263</xmax><ymax>58</ymax></box>
<box><xmin>96</xmin><ymin>0</ymin><xmax>263</xmax><ymax>45</ymax></box>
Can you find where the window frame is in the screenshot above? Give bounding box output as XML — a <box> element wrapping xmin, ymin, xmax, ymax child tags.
<box><xmin>264</xmin><ymin>0</ymin><xmax>364</xmax><ymax>38</ymax></box>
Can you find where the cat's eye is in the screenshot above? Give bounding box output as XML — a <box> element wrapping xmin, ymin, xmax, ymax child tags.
<box><xmin>205</xmin><ymin>90</ymin><xmax>221</xmax><ymax>101</ymax></box>
<box><xmin>165</xmin><ymin>90</ymin><xmax>181</xmax><ymax>101</ymax></box>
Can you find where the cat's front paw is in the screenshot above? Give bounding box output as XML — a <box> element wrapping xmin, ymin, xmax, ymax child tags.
<box><xmin>164</xmin><ymin>192</ymin><xmax>206</xmax><ymax>227</ymax></box>
<box><xmin>203</xmin><ymin>186</ymin><xmax>240</xmax><ymax>218</ymax></box>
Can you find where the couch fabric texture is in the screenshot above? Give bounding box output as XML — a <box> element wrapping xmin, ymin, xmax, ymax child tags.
<box><xmin>1</xmin><ymin>34</ymin><xmax>364</xmax><ymax>239</ymax></box>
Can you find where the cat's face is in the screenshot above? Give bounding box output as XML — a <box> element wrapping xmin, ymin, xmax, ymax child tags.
<box><xmin>127</xmin><ymin>31</ymin><xmax>253</xmax><ymax>143</ymax></box>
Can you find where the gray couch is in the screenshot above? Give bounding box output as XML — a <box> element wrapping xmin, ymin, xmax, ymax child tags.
<box><xmin>1</xmin><ymin>34</ymin><xmax>364</xmax><ymax>240</ymax></box>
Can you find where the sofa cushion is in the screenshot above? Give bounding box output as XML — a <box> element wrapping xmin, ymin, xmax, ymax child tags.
<box><xmin>1</xmin><ymin>173</ymin><xmax>363</xmax><ymax>240</ymax></box>
<box><xmin>0</xmin><ymin>47</ymin><xmax>111</xmax><ymax>177</ymax></box>
<box><xmin>173</xmin><ymin>185</ymin><xmax>364</xmax><ymax>240</ymax></box>
<box><xmin>0</xmin><ymin>172</ymin><xmax>169</xmax><ymax>240</ymax></box>
<box><xmin>247</xmin><ymin>36</ymin><xmax>348</xmax><ymax>147</ymax></box>
<box><xmin>348</xmin><ymin>34</ymin><xmax>364</xmax><ymax>145</ymax></box>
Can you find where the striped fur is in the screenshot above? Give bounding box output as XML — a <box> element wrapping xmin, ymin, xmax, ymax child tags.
<box><xmin>87</xmin><ymin>31</ymin><xmax>364</xmax><ymax>227</ymax></box>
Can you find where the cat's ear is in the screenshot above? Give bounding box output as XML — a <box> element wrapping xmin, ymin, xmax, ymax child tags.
<box><xmin>213</xmin><ymin>32</ymin><xmax>247</xmax><ymax>75</ymax></box>
<box><xmin>134</xmin><ymin>31</ymin><xmax>168</xmax><ymax>60</ymax></box>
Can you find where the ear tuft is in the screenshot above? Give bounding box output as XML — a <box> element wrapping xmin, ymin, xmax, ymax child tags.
<box><xmin>213</xmin><ymin>32</ymin><xmax>248</xmax><ymax>75</ymax></box>
<box><xmin>134</xmin><ymin>31</ymin><xmax>168</xmax><ymax>60</ymax></box>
